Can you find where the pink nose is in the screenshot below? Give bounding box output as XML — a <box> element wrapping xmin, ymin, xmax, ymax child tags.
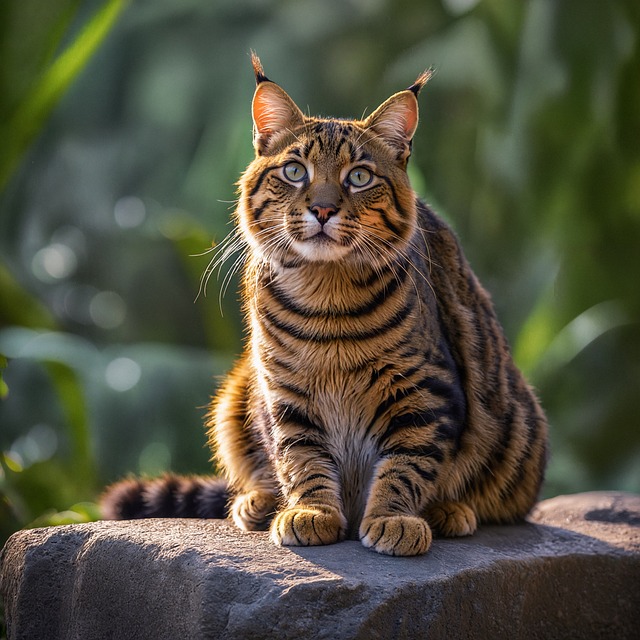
<box><xmin>310</xmin><ymin>204</ymin><xmax>338</xmax><ymax>224</ymax></box>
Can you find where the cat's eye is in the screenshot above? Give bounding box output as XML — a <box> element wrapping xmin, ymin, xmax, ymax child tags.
<box><xmin>347</xmin><ymin>167</ymin><xmax>373</xmax><ymax>188</ymax></box>
<box><xmin>283</xmin><ymin>162</ymin><xmax>307</xmax><ymax>182</ymax></box>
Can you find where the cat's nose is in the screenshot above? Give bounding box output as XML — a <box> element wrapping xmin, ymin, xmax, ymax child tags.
<box><xmin>310</xmin><ymin>203</ymin><xmax>339</xmax><ymax>224</ymax></box>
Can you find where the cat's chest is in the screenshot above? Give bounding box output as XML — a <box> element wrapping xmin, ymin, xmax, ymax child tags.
<box><xmin>307</xmin><ymin>370</ymin><xmax>380</xmax><ymax>531</ymax></box>
<box><xmin>308</xmin><ymin>367</ymin><xmax>374</xmax><ymax>434</ymax></box>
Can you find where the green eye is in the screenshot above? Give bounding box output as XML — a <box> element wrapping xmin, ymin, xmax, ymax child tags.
<box><xmin>283</xmin><ymin>162</ymin><xmax>307</xmax><ymax>182</ymax></box>
<box><xmin>347</xmin><ymin>166</ymin><xmax>373</xmax><ymax>188</ymax></box>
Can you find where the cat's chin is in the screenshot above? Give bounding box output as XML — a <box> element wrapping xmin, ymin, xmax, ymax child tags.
<box><xmin>290</xmin><ymin>237</ymin><xmax>354</xmax><ymax>263</ymax></box>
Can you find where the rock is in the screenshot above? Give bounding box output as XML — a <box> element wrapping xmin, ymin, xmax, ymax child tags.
<box><xmin>1</xmin><ymin>491</ymin><xmax>639</xmax><ymax>639</ymax></box>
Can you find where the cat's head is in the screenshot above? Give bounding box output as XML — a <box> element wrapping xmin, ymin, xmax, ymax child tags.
<box><xmin>237</xmin><ymin>53</ymin><xmax>431</xmax><ymax>266</ymax></box>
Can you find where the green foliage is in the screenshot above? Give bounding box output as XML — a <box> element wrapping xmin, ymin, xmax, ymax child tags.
<box><xmin>0</xmin><ymin>262</ymin><xmax>56</xmax><ymax>330</ymax></box>
<box><xmin>26</xmin><ymin>501</ymin><xmax>101</xmax><ymax>529</ymax></box>
<box><xmin>0</xmin><ymin>355</ymin><xmax>7</xmax><ymax>400</ymax></box>
<box><xmin>1</xmin><ymin>0</ymin><xmax>639</xmax><ymax>547</ymax></box>
<box><xmin>0</xmin><ymin>0</ymin><xmax>128</xmax><ymax>189</ymax></box>
<box><xmin>0</xmin><ymin>0</ymin><xmax>127</xmax><ymax>544</ymax></box>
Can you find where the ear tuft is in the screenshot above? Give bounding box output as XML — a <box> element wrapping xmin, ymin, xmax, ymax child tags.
<box><xmin>407</xmin><ymin>68</ymin><xmax>433</xmax><ymax>96</ymax></box>
<box><xmin>250</xmin><ymin>50</ymin><xmax>269</xmax><ymax>85</ymax></box>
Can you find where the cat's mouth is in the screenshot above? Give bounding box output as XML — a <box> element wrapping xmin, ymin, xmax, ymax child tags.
<box><xmin>309</xmin><ymin>230</ymin><xmax>335</xmax><ymax>244</ymax></box>
<box><xmin>291</xmin><ymin>229</ymin><xmax>353</xmax><ymax>262</ymax></box>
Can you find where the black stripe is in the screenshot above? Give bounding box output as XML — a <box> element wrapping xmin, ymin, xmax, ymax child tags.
<box><xmin>370</xmin><ymin>362</ymin><xmax>396</xmax><ymax>384</ymax></box>
<box><xmin>370</xmin><ymin>206</ymin><xmax>405</xmax><ymax>239</ymax></box>
<box><xmin>252</xmin><ymin>198</ymin><xmax>274</xmax><ymax>221</ymax></box>
<box><xmin>500</xmin><ymin>395</ymin><xmax>544</xmax><ymax>501</ymax></box>
<box><xmin>353</xmin><ymin>266</ymin><xmax>386</xmax><ymax>288</ymax></box>
<box><xmin>263</xmin><ymin>356</ymin><xmax>307</xmax><ymax>380</ymax></box>
<box><xmin>303</xmin><ymin>139</ymin><xmax>315</xmax><ymax>157</ymax></box>
<box><xmin>389</xmin><ymin>361</ymin><xmax>425</xmax><ymax>385</ymax></box>
<box><xmin>276</xmin><ymin>438</ymin><xmax>338</xmax><ymax>469</ymax></box>
<box><xmin>266</xmin><ymin>267</ymin><xmax>406</xmax><ymax>319</ymax></box>
<box><xmin>335</xmin><ymin>136</ymin><xmax>350</xmax><ymax>157</ymax></box>
<box><xmin>406</xmin><ymin>460</ymin><xmax>438</xmax><ymax>483</ymax></box>
<box><xmin>395</xmin><ymin>473</ymin><xmax>416</xmax><ymax>496</ymax></box>
<box><xmin>477</xmin><ymin>404</ymin><xmax>514</xmax><ymax>482</ymax></box>
<box><xmin>383</xmin><ymin>410</ymin><xmax>437</xmax><ymax>435</ymax></box>
<box><xmin>370</xmin><ymin>375</ymin><xmax>460</xmax><ymax>431</ymax></box>
<box><xmin>290</xmin><ymin>513</ymin><xmax>304</xmax><ymax>545</ymax></box>
<box><xmin>303</xmin><ymin>473</ymin><xmax>332</xmax><ymax>484</ymax></box>
<box><xmin>379</xmin><ymin>175</ymin><xmax>412</xmax><ymax>227</ymax></box>
<box><xmin>370</xmin><ymin>522</ymin><xmax>386</xmax><ymax>547</ymax></box>
<box><xmin>258</xmin><ymin>315</ymin><xmax>295</xmax><ymax>353</ymax></box>
<box><xmin>380</xmin><ymin>409</ymin><xmax>465</xmax><ymax>452</ymax></box>
<box><xmin>298</xmin><ymin>485</ymin><xmax>330</xmax><ymax>501</ymax></box>
<box><xmin>349</xmin><ymin>253</ymin><xmax>410</xmax><ymax>290</ymax></box>
<box><xmin>277</xmin><ymin>379</ymin><xmax>311</xmax><ymax>401</ymax></box>
<box><xmin>349</xmin><ymin>143</ymin><xmax>357</xmax><ymax>164</ymax></box>
<box><xmin>273</xmin><ymin>402</ymin><xmax>322</xmax><ymax>432</ymax></box>
<box><xmin>380</xmin><ymin>443</ymin><xmax>445</xmax><ymax>464</ymax></box>
<box><xmin>249</xmin><ymin>166</ymin><xmax>276</xmax><ymax>198</ymax></box>
<box><xmin>260</xmin><ymin>295</ymin><xmax>414</xmax><ymax>343</ymax></box>
<box><xmin>277</xmin><ymin>435</ymin><xmax>322</xmax><ymax>453</ymax></box>
<box><xmin>464</xmin><ymin>397</ymin><xmax>520</xmax><ymax>499</ymax></box>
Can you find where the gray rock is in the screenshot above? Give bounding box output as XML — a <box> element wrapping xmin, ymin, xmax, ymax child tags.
<box><xmin>1</xmin><ymin>491</ymin><xmax>639</xmax><ymax>639</ymax></box>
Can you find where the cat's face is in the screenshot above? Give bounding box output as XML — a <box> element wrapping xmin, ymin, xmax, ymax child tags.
<box><xmin>237</xmin><ymin>56</ymin><xmax>431</xmax><ymax>267</ymax></box>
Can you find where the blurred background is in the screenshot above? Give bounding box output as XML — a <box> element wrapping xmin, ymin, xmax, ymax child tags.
<box><xmin>1</xmin><ymin>0</ymin><xmax>639</xmax><ymax>546</ymax></box>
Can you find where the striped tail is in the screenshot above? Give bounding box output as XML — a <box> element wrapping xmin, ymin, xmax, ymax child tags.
<box><xmin>100</xmin><ymin>474</ymin><xmax>229</xmax><ymax>520</ymax></box>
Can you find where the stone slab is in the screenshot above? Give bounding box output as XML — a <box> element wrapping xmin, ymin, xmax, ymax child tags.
<box><xmin>2</xmin><ymin>491</ymin><xmax>639</xmax><ymax>639</ymax></box>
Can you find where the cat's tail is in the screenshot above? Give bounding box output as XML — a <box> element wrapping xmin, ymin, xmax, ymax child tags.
<box><xmin>100</xmin><ymin>473</ymin><xmax>229</xmax><ymax>520</ymax></box>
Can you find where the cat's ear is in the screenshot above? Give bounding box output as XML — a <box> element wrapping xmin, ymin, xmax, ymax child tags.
<box><xmin>250</xmin><ymin>52</ymin><xmax>305</xmax><ymax>154</ymax></box>
<box><xmin>363</xmin><ymin>69</ymin><xmax>432</xmax><ymax>164</ymax></box>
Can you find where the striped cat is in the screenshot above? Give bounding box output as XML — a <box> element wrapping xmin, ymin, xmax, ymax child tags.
<box><xmin>102</xmin><ymin>54</ymin><xmax>548</xmax><ymax>556</ymax></box>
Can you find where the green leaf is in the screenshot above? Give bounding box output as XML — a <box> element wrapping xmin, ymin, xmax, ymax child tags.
<box><xmin>0</xmin><ymin>0</ymin><xmax>129</xmax><ymax>188</ymax></box>
<box><xmin>45</xmin><ymin>361</ymin><xmax>96</xmax><ymax>490</ymax></box>
<box><xmin>26</xmin><ymin>502</ymin><xmax>100</xmax><ymax>529</ymax></box>
<box><xmin>0</xmin><ymin>355</ymin><xmax>7</xmax><ymax>399</ymax></box>
<box><xmin>0</xmin><ymin>261</ymin><xmax>57</xmax><ymax>330</ymax></box>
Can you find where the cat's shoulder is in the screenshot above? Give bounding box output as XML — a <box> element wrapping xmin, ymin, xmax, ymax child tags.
<box><xmin>415</xmin><ymin>197</ymin><xmax>463</xmax><ymax>253</ymax></box>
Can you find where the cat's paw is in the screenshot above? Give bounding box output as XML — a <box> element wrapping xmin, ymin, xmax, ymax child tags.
<box><xmin>359</xmin><ymin>515</ymin><xmax>432</xmax><ymax>556</ymax></box>
<box><xmin>425</xmin><ymin>501</ymin><xmax>477</xmax><ymax>537</ymax></box>
<box><xmin>232</xmin><ymin>490</ymin><xmax>277</xmax><ymax>531</ymax></box>
<box><xmin>270</xmin><ymin>505</ymin><xmax>346</xmax><ymax>546</ymax></box>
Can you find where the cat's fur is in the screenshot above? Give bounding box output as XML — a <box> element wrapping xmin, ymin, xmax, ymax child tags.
<box><xmin>102</xmin><ymin>54</ymin><xmax>548</xmax><ymax>556</ymax></box>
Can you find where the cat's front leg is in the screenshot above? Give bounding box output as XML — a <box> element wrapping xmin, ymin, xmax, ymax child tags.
<box><xmin>269</xmin><ymin>434</ymin><xmax>347</xmax><ymax>547</ymax></box>
<box><xmin>359</xmin><ymin>453</ymin><xmax>440</xmax><ymax>556</ymax></box>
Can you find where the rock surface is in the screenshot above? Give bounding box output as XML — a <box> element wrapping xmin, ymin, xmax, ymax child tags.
<box><xmin>1</xmin><ymin>491</ymin><xmax>639</xmax><ymax>639</ymax></box>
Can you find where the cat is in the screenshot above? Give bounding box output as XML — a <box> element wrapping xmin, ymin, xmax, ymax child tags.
<box><xmin>101</xmin><ymin>53</ymin><xmax>548</xmax><ymax>556</ymax></box>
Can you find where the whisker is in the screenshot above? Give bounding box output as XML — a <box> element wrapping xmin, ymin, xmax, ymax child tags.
<box><xmin>355</xmin><ymin>222</ymin><xmax>437</xmax><ymax>306</ymax></box>
<box><xmin>195</xmin><ymin>225</ymin><xmax>248</xmax><ymax>301</ymax></box>
<box><xmin>358</xmin><ymin>220</ymin><xmax>441</xmax><ymax>273</ymax></box>
<box><xmin>355</xmin><ymin>231</ymin><xmax>421</xmax><ymax>303</ymax></box>
<box><xmin>218</xmin><ymin>252</ymin><xmax>247</xmax><ymax>312</ymax></box>
<box><xmin>354</xmin><ymin>127</ymin><xmax>386</xmax><ymax>153</ymax></box>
